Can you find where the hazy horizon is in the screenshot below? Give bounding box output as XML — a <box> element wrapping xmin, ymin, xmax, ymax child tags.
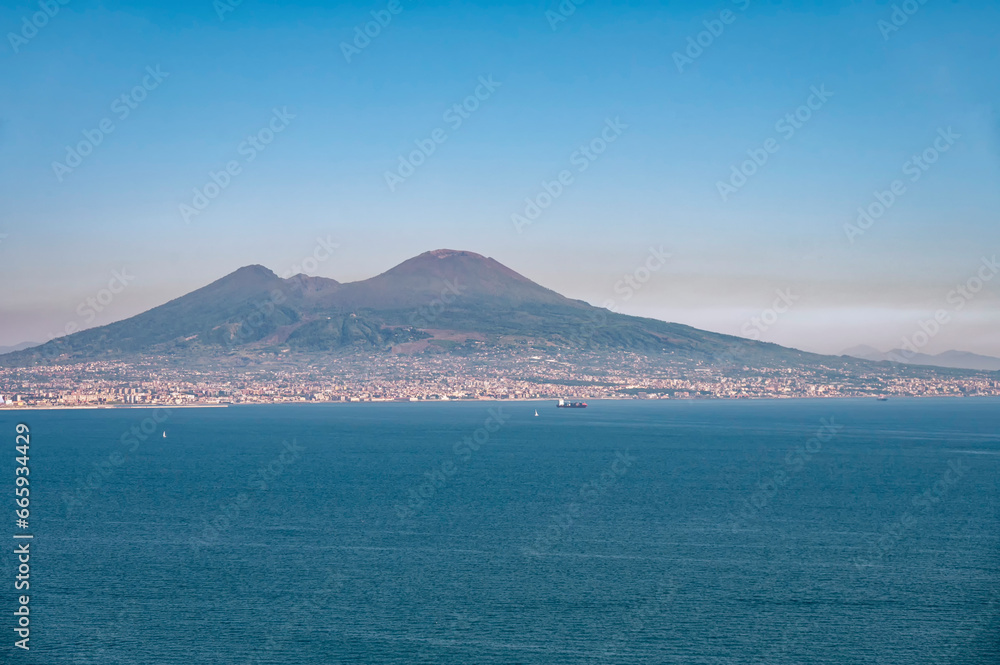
<box><xmin>2</xmin><ymin>0</ymin><xmax>998</xmax><ymax>356</ymax></box>
<box><xmin>2</xmin><ymin>248</ymin><xmax>998</xmax><ymax>362</ymax></box>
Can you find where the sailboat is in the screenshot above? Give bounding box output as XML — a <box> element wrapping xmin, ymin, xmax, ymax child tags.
<box><xmin>534</xmin><ymin>409</ymin><xmax>539</xmax><ymax>417</ymax></box>
<box><xmin>162</xmin><ymin>431</ymin><xmax>167</xmax><ymax>438</ymax></box>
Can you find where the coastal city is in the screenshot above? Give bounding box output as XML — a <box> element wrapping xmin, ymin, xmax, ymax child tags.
<box><xmin>2</xmin><ymin>350</ymin><xmax>998</xmax><ymax>408</ymax></box>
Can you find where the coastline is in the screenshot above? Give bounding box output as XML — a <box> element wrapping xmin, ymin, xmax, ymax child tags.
<box><xmin>0</xmin><ymin>404</ymin><xmax>231</xmax><ymax>411</ymax></box>
<box><xmin>2</xmin><ymin>394</ymin><xmax>996</xmax><ymax>411</ymax></box>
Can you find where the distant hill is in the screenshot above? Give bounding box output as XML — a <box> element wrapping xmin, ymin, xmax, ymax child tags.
<box><xmin>843</xmin><ymin>345</ymin><xmax>1000</xmax><ymax>372</ymax></box>
<box><xmin>0</xmin><ymin>341</ymin><xmax>39</xmax><ymax>355</ymax></box>
<box><xmin>2</xmin><ymin>249</ymin><xmax>833</xmax><ymax>368</ymax></box>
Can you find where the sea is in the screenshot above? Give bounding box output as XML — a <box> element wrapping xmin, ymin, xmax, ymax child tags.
<box><xmin>1</xmin><ymin>398</ymin><xmax>997</xmax><ymax>664</ymax></box>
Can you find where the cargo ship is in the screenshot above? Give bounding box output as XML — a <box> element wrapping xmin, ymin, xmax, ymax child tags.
<box><xmin>556</xmin><ymin>399</ymin><xmax>588</xmax><ymax>409</ymax></box>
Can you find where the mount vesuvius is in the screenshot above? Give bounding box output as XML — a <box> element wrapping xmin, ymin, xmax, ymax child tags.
<box><xmin>2</xmin><ymin>249</ymin><xmax>826</xmax><ymax>367</ymax></box>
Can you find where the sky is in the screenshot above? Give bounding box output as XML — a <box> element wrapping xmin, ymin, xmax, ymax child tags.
<box><xmin>1</xmin><ymin>0</ymin><xmax>998</xmax><ymax>356</ymax></box>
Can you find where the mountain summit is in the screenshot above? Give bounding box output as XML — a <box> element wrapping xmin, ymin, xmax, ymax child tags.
<box><xmin>328</xmin><ymin>249</ymin><xmax>575</xmax><ymax>310</ymax></box>
<box><xmin>1</xmin><ymin>250</ymin><xmax>816</xmax><ymax>366</ymax></box>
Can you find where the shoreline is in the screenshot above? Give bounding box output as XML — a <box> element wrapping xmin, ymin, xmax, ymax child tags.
<box><xmin>0</xmin><ymin>404</ymin><xmax>231</xmax><ymax>411</ymax></box>
<box><xmin>2</xmin><ymin>394</ymin><xmax>998</xmax><ymax>411</ymax></box>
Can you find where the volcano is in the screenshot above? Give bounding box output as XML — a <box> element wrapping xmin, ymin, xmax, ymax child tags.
<box><xmin>1</xmin><ymin>249</ymin><xmax>819</xmax><ymax>367</ymax></box>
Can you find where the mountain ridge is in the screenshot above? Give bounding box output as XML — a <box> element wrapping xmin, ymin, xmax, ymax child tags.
<box><xmin>843</xmin><ymin>345</ymin><xmax>1000</xmax><ymax>372</ymax></box>
<box><xmin>1</xmin><ymin>250</ymin><xmax>848</xmax><ymax>367</ymax></box>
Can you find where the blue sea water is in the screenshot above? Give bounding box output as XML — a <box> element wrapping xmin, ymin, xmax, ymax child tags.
<box><xmin>1</xmin><ymin>398</ymin><xmax>998</xmax><ymax>664</ymax></box>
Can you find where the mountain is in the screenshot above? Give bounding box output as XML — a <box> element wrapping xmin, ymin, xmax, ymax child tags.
<box><xmin>842</xmin><ymin>345</ymin><xmax>1000</xmax><ymax>372</ymax></box>
<box><xmin>330</xmin><ymin>249</ymin><xmax>571</xmax><ymax>309</ymax></box>
<box><xmin>0</xmin><ymin>341</ymin><xmax>39</xmax><ymax>355</ymax></box>
<box><xmin>2</xmin><ymin>249</ymin><xmax>825</xmax><ymax>367</ymax></box>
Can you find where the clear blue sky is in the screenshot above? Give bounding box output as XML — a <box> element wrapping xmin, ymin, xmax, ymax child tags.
<box><xmin>1</xmin><ymin>0</ymin><xmax>998</xmax><ymax>356</ymax></box>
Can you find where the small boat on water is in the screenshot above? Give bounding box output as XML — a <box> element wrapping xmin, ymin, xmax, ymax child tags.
<box><xmin>556</xmin><ymin>399</ymin><xmax>587</xmax><ymax>409</ymax></box>
<box><xmin>162</xmin><ymin>431</ymin><xmax>167</xmax><ymax>438</ymax></box>
<box><xmin>534</xmin><ymin>409</ymin><xmax>539</xmax><ymax>417</ymax></box>
<box><xmin>877</xmin><ymin>396</ymin><xmax>889</xmax><ymax>402</ymax></box>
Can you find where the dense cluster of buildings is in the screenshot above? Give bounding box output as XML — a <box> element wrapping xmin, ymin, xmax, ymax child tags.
<box><xmin>1</xmin><ymin>350</ymin><xmax>998</xmax><ymax>408</ymax></box>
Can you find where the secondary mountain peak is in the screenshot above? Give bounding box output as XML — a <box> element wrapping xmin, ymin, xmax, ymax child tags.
<box><xmin>188</xmin><ymin>264</ymin><xmax>284</xmax><ymax>302</ymax></box>
<box><xmin>216</xmin><ymin>264</ymin><xmax>280</xmax><ymax>285</ymax></box>
<box><xmin>285</xmin><ymin>273</ymin><xmax>341</xmax><ymax>289</ymax></box>
<box><xmin>234</xmin><ymin>264</ymin><xmax>276</xmax><ymax>276</ymax></box>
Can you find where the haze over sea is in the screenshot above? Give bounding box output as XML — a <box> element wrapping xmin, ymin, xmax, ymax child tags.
<box><xmin>2</xmin><ymin>398</ymin><xmax>998</xmax><ymax>664</ymax></box>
